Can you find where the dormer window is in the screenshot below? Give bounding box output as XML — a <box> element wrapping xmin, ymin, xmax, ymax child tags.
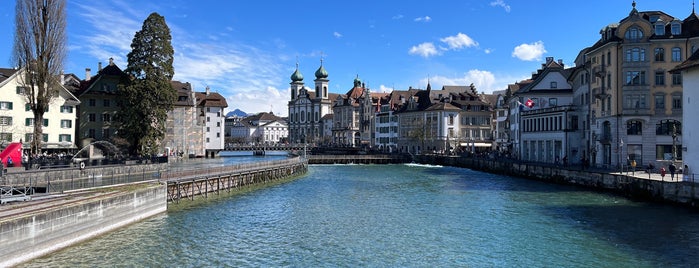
<box><xmin>654</xmin><ymin>22</ymin><xmax>665</xmax><ymax>36</ymax></box>
<box><xmin>625</xmin><ymin>26</ymin><xmax>643</xmax><ymax>41</ymax></box>
<box><xmin>550</xmin><ymin>81</ymin><xmax>557</xmax><ymax>88</ymax></box>
<box><xmin>671</xmin><ymin>21</ymin><xmax>681</xmax><ymax>35</ymax></box>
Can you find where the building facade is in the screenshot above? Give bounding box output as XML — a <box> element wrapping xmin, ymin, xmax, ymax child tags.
<box><xmin>163</xmin><ymin>81</ymin><xmax>204</xmax><ymax>157</ymax></box>
<box><xmin>196</xmin><ymin>87</ymin><xmax>228</xmax><ymax>157</ymax></box>
<box><xmin>586</xmin><ymin>3</ymin><xmax>698</xmax><ymax>168</ymax></box>
<box><xmin>0</xmin><ymin>67</ymin><xmax>80</xmax><ymax>152</ymax></box>
<box><xmin>514</xmin><ymin>57</ymin><xmax>577</xmax><ymax>164</ymax></box>
<box><xmin>70</xmin><ymin>59</ymin><xmax>125</xmax><ymax>148</ymax></box>
<box><xmin>287</xmin><ymin>62</ymin><xmax>336</xmax><ymax>144</ymax></box>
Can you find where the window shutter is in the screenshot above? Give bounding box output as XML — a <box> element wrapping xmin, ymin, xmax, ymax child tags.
<box><xmin>25</xmin><ymin>118</ymin><xmax>31</xmax><ymax>126</ymax></box>
<box><xmin>8</xmin><ymin>102</ymin><xmax>13</xmax><ymax>110</ymax></box>
<box><xmin>43</xmin><ymin>119</ymin><xmax>49</xmax><ymax>127</ymax></box>
<box><xmin>25</xmin><ymin>104</ymin><xmax>30</xmax><ymax>111</ymax></box>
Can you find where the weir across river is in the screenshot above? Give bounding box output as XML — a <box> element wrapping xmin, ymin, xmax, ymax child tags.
<box><xmin>163</xmin><ymin>157</ymin><xmax>308</xmax><ymax>202</ymax></box>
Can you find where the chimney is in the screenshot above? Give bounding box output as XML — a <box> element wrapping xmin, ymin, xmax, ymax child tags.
<box><xmin>98</xmin><ymin>62</ymin><xmax>102</xmax><ymax>72</ymax></box>
<box><xmin>205</xmin><ymin>86</ymin><xmax>210</xmax><ymax>96</ymax></box>
<box><xmin>546</xmin><ymin>57</ymin><xmax>553</xmax><ymax>63</ymax></box>
<box><xmin>60</xmin><ymin>70</ymin><xmax>65</xmax><ymax>85</ymax></box>
<box><xmin>85</xmin><ymin>68</ymin><xmax>91</xmax><ymax>81</ymax></box>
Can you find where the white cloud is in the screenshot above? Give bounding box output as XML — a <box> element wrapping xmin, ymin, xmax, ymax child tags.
<box><xmin>414</xmin><ymin>16</ymin><xmax>432</xmax><ymax>22</ymax></box>
<box><xmin>408</xmin><ymin>42</ymin><xmax>441</xmax><ymax>58</ymax></box>
<box><xmin>512</xmin><ymin>41</ymin><xmax>547</xmax><ymax>61</ymax></box>
<box><xmin>72</xmin><ymin>1</ymin><xmax>291</xmax><ymax>116</ymax></box>
<box><xmin>378</xmin><ymin>85</ymin><xmax>393</xmax><ymax>93</ymax></box>
<box><xmin>490</xmin><ymin>0</ymin><xmax>511</xmax><ymax>13</ymax></box>
<box><xmin>440</xmin><ymin>33</ymin><xmax>478</xmax><ymax>50</ymax></box>
<box><xmin>392</xmin><ymin>14</ymin><xmax>404</xmax><ymax>20</ymax></box>
<box><xmin>418</xmin><ymin>70</ymin><xmax>527</xmax><ymax>94</ymax></box>
<box><xmin>228</xmin><ymin>86</ymin><xmax>289</xmax><ymax>116</ymax></box>
<box><xmin>333</xmin><ymin>32</ymin><xmax>343</xmax><ymax>38</ymax></box>
<box><xmin>484</xmin><ymin>48</ymin><xmax>493</xmax><ymax>54</ymax></box>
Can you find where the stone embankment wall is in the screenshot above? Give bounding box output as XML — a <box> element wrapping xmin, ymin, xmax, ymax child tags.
<box><xmin>0</xmin><ymin>184</ymin><xmax>167</xmax><ymax>267</ymax></box>
<box><xmin>415</xmin><ymin>155</ymin><xmax>699</xmax><ymax>207</ymax></box>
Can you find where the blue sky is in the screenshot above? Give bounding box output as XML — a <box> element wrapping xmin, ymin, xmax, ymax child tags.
<box><xmin>0</xmin><ymin>1</ymin><xmax>692</xmax><ymax>116</ymax></box>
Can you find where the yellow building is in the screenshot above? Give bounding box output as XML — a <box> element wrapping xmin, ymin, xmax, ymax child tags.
<box><xmin>585</xmin><ymin>2</ymin><xmax>698</xmax><ymax>168</ymax></box>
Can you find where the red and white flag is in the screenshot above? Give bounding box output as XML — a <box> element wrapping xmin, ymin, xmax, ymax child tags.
<box><xmin>525</xmin><ymin>98</ymin><xmax>535</xmax><ymax>108</ymax></box>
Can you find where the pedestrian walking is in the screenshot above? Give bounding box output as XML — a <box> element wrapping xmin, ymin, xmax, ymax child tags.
<box><xmin>660</xmin><ymin>167</ymin><xmax>666</xmax><ymax>181</ymax></box>
<box><xmin>669</xmin><ymin>163</ymin><xmax>677</xmax><ymax>181</ymax></box>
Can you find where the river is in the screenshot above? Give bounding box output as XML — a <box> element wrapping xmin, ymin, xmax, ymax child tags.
<box><xmin>22</xmin><ymin>159</ymin><xmax>699</xmax><ymax>267</ymax></box>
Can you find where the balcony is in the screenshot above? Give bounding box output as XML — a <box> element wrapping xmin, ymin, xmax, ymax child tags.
<box><xmin>593</xmin><ymin>65</ymin><xmax>606</xmax><ymax>78</ymax></box>
<box><xmin>593</xmin><ymin>87</ymin><xmax>610</xmax><ymax>100</ymax></box>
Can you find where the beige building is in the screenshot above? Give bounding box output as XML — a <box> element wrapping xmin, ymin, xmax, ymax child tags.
<box><xmin>585</xmin><ymin>3</ymin><xmax>698</xmax><ymax>168</ymax></box>
<box><xmin>163</xmin><ymin>81</ymin><xmax>204</xmax><ymax>157</ymax></box>
<box><xmin>0</xmin><ymin>67</ymin><xmax>80</xmax><ymax>152</ymax></box>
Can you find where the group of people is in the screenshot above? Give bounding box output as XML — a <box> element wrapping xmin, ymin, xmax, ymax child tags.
<box><xmin>652</xmin><ymin>162</ymin><xmax>690</xmax><ymax>181</ymax></box>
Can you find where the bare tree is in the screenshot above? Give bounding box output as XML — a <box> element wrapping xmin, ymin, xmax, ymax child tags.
<box><xmin>12</xmin><ymin>0</ymin><xmax>67</xmax><ymax>155</ymax></box>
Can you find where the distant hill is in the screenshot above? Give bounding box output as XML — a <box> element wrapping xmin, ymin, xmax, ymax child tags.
<box><xmin>226</xmin><ymin>109</ymin><xmax>248</xmax><ymax>117</ymax></box>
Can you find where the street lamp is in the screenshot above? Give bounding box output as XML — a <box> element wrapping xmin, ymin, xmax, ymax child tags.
<box><xmin>619</xmin><ymin>138</ymin><xmax>624</xmax><ymax>174</ymax></box>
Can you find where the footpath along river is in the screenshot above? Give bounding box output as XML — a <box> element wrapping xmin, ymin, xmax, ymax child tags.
<box><xmin>22</xmin><ymin>158</ymin><xmax>699</xmax><ymax>267</ymax></box>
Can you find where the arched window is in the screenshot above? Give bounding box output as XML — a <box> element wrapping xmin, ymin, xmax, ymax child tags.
<box><xmin>625</xmin><ymin>27</ymin><xmax>644</xmax><ymax>41</ymax></box>
<box><xmin>627</xmin><ymin>120</ymin><xmax>642</xmax><ymax>135</ymax></box>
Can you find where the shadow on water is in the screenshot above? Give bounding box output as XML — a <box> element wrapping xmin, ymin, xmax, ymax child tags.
<box><xmin>539</xmin><ymin>203</ymin><xmax>699</xmax><ymax>267</ymax></box>
<box><xmin>405</xmin><ymin>163</ymin><xmax>699</xmax><ymax>266</ymax></box>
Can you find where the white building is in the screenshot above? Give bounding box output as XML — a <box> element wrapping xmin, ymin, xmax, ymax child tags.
<box><xmin>287</xmin><ymin>61</ymin><xmax>337</xmax><ymax>144</ymax></box>
<box><xmin>196</xmin><ymin>87</ymin><xmax>228</xmax><ymax>157</ymax></box>
<box><xmin>0</xmin><ymin>67</ymin><xmax>80</xmax><ymax>152</ymax></box>
<box><xmin>514</xmin><ymin>57</ymin><xmax>577</xmax><ymax>164</ymax></box>
<box><xmin>671</xmin><ymin>50</ymin><xmax>699</xmax><ymax>178</ymax></box>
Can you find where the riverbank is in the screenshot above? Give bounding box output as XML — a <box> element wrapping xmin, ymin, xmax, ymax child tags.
<box><xmin>414</xmin><ymin>154</ymin><xmax>699</xmax><ymax>208</ymax></box>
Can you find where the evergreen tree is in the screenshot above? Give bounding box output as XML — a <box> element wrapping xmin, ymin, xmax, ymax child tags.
<box><xmin>117</xmin><ymin>12</ymin><xmax>175</xmax><ymax>156</ymax></box>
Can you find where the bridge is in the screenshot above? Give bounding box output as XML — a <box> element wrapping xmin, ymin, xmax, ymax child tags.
<box><xmin>222</xmin><ymin>145</ymin><xmax>309</xmax><ymax>156</ymax></box>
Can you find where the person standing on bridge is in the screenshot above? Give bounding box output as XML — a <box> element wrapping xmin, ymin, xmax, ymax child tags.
<box><xmin>669</xmin><ymin>163</ymin><xmax>677</xmax><ymax>181</ymax></box>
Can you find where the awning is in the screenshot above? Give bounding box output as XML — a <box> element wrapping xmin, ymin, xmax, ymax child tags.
<box><xmin>460</xmin><ymin>142</ymin><xmax>492</xmax><ymax>147</ymax></box>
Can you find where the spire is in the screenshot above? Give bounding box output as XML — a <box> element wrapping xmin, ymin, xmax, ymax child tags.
<box><xmin>290</xmin><ymin>61</ymin><xmax>304</xmax><ymax>82</ymax></box>
<box><xmin>629</xmin><ymin>0</ymin><xmax>638</xmax><ymax>16</ymax></box>
<box><xmin>426</xmin><ymin>75</ymin><xmax>432</xmax><ymax>92</ymax></box>
<box><xmin>314</xmin><ymin>57</ymin><xmax>328</xmax><ymax>79</ymax></box>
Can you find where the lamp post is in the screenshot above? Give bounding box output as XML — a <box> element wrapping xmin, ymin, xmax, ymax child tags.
<box><xmin>619</xmin><ymin>138</ymin><xmax>624</xmax><ymax>174</ymax></box>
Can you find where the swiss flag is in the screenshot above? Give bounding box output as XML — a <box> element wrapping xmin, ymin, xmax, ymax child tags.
<box><xmin>525</xmin><ymin>99</ymin><xmax>535</xmax><ymax>108</ymax></box>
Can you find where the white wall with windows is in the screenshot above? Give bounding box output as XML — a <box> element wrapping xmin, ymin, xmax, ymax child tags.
<box><xmin>0</xmin><ymin>68</ymin><xmax>79</xmax><ymax>151</ymax></box>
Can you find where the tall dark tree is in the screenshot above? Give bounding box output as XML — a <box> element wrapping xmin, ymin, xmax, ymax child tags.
<box><xmin>13</xmin><ymin>0</ymin><xmax>67</xmax><ymax>155</ymax></box>
<box><xmin>117</xmin><ymin>12</ymin><xmax>175</xmax><ymax>156</ymax></box>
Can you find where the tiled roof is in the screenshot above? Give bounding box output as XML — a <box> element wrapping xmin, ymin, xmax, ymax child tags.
<box><xmin>171</xmin><ymin>80</ymin><xmax>195</xmax><ymax>106</ymax></box>
<box><xmin>670</xmin><ymin>49</ymin><xmax>699</xmax><ymax>72</ymax></box>
<box><xmin>0</xmin><ymin>68</ymin><xmax>18</xmax><ymax>84</ymax></box>
<box><xmin>195</xmin><ymin>91</ymin><xmax>228</xmax><ymax>108</ymax></box>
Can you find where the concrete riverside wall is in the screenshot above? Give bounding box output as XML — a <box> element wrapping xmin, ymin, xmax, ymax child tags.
<box><xmin>0</xmin><ymin>184</ymin><xmax>167</xmax><ymax>267</ymax></box>
<box><xmin>415</xmin><ymin>155</ymin><xmax>699</xmax><ymax>207</ymax></box>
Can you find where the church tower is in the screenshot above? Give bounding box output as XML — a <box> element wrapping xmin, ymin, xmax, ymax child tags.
<box><xmin>290</xmin><ymin>62</ymin><xmax>304</xmax><ymax>100</ymax></box>
<box><xmin>314</xmin><ymin>59</ymin><xmax>329</xmax><ymax>99</ymax></box>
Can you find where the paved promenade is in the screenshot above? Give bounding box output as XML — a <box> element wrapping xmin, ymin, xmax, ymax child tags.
<box><xmin>614</xmin><ymin>169</ymin><xmax>694</xmax><ymax>183</ymax></box>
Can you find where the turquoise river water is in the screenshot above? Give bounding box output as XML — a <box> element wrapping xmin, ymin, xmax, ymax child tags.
<box><xmin>22</xmin><ymin>156</ymin><xmax>699</xmax><ymax>267</ymax></box>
